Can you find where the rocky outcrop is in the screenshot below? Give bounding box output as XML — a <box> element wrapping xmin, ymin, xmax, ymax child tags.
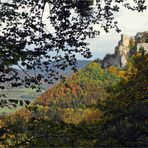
<box><xmin>102</xmin><ymin>53</ymin><xmax>121</xmax><ymax>68</ymax></box>
<box><xmin>102</xmin><ymin>31</ymin><xmax>148</xmax><ymax>68</ymax></box>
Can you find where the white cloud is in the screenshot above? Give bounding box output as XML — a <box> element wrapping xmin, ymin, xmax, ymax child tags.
<box><xmin>87</xmin><ymin>3</ymin><xmax>148</xmax><ymax>60</ymax></box>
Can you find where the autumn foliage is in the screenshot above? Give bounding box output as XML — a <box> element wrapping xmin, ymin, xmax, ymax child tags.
<box><xmin>0</xmin><ymin>51</ymin><xmax>147</xmax><ymax>147</ymax></box>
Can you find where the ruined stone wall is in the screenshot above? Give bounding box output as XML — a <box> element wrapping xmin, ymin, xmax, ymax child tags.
<box><xmin>137</xmin><ymin>43</ymin><xmax>148</xmax><ymax>52</ymax></box>
<box><xmin>121</xmin><ymin>34</ymin><xmax>131</xmax><ymax>47</ymax></box>
<box><xmin>136</xmin><ymin>31</ymin><xmax>148</xmax><ymax>43</ymax></box>
<box><xmin>102</xmin><ymin>32</ymin><xmax>148</xmax><ymax>68</ymax></box>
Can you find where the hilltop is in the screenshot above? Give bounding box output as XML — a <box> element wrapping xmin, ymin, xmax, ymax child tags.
<box><xmin>33</xmin><ymin>62</ymin><xmax>124</xmax><ymax>123</ymax></box>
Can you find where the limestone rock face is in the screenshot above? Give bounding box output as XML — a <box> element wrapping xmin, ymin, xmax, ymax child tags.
<box><xmin>102</xmin><ymin>31</ymin><xmax>148</xmax><ymax>68</ymax></box>
<box><xmin>102</xmin><ymin>54</ymin><xmax>121</xmax><ymax>68</ymax></box>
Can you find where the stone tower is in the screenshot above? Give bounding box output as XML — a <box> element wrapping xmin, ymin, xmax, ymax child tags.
<box><xmin>102</xmin><ymin>32</ymin><xmax>148</xmax><ymax>68</ymax></box>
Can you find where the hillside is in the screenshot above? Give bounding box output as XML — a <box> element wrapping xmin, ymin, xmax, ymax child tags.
<box><xmin>0</xmin><ymin>52</ymin><xmax>147</xmax><ymax>147</ymax></box>
<box><xmin>0</xmin><ymin>60</ymin><xmax>91</xmax><ymax>99</ymax></box>
<box><xmin>35</xmin><ymin>61</ymin><xmax>127</xmax><ymax>123</ymax></box>
<box><xmin>0</xmin><ymin>34</ymin><xmax>147</xmax><ymax>147</ymax></box>
<box><xmin>6</xmin><ymin>62</ymin><xmax>125</xmax><ymax>124</ymax></box>
<box><xmin>1</xmin><ymin>50</ymin><xmax>147</xmax><ymax>147</ymax></box>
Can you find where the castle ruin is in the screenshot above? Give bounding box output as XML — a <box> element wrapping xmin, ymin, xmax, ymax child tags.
<box><xmin>102</xmin><ymin>32</ymin><xmax>148</xmax><ymax>68</ymax></box>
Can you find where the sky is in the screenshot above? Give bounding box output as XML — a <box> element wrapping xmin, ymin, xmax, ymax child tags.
<box><xmin>86</xmin><ymin>2</ymin><xmax>148</xmax><ymax>60</ymax></box>
<box><xmin>1</xmin><ymin>0</ymin><xmax>148</xmax><ymax>61</ymax></box>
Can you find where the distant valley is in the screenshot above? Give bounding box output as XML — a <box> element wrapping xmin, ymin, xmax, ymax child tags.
<box><xmin>0</xmin><ymin>60</ymin><xmax>91</xmax><ymax>102</ymax></box>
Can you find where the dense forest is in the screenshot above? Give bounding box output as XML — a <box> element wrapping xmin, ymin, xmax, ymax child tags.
<box><xmin>0</xmin><ymin>50</ymin><xmax>147</xmax><ymax>147</ymax></box>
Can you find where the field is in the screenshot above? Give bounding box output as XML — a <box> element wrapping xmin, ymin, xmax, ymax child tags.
<box><xmin>0</xmin><ymin>88</ymin><xmax>45</xmax><ymax>114</ymax></box>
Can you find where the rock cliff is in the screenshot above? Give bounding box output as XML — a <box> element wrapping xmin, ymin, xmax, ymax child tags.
<box><xmin>102</xmin><ymin>31</ymin><xmax>148</xmax><ymax>68</ymax></box>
